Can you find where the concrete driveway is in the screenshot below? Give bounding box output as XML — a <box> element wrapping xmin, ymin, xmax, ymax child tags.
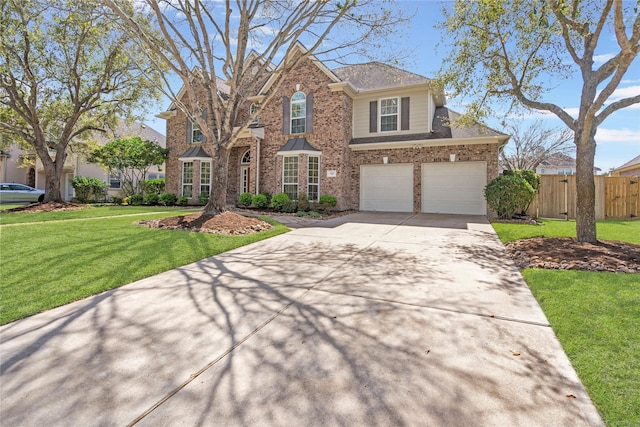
<box><xmin>0</xmin><ymin>213</ymin><xmax>602</xmax><ymax>426</ymax></box>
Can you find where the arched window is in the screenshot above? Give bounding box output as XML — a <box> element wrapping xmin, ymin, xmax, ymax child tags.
<box><xmin>240</xmin><ymin>150</ymin><xmax>251</xmax><ymax>194</ymax></box>
<box><xmin>241</xmin><ymin>150</ymin><xmax>251</xmax><ymax>164</ymax></box>
<box><xmin>290</xmin><ymin>92</ymin><xmax>306</xmax><ymax>134</ymax></box>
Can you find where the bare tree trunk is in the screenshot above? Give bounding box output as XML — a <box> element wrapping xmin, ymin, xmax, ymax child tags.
<box><xmin>41</xmin><ymin>157</ymin><xmax>63</xmax><ymax>202</ymax></box>
<box><xmin>204</xmin><ymin>144</ymin><xmax>229</xmax><ymax>214</ymax></box>
<box><xmin>575</xmin><ymin>130</ymin><xmax>597</xmax><ymax>243</ymax></box>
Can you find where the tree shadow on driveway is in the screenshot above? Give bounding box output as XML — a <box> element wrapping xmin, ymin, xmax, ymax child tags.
<box><xmin>0</xmin><ymin>220</ymin><xmax>601</xmax><ymax>426</ymax></box>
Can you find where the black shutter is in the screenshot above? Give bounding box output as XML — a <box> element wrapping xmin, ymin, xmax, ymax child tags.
<box><xmin>401</xmin><ymin>97</ymin><xmax>410</xmax><ymax>130</ymax></box>
<box><xmin>369</xmin><ymin>101</ymin><xmax>377</xmax><ymax>133</ymax></box>
<box><xmin>282</xmin><ymin>96</ymin><xmax>290</xmax><ymax>135</ymax></box>
<box><xmin>186</xmin><ymin>114</ymin><xmax>192</xmax><ymax>143</ymax></box>
<box><xmin>306</xmin><ymin>92</ymin><xmax>314</xmax><ymax>133</ymax></box>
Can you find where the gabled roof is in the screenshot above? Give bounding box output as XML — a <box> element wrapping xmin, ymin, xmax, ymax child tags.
<box><xmin>539</xmin><ymin>153</ymin><xmax>577</xmax><ymax>168</ymax></box>
<box><xmin>92</xmin><ymin>121</ymin><xmax>166</xmax><ymax>147</ymax></box>
<box><xmin>333</xmin><ymin>63</ymin><xmax>430</xmax><ymax>91</ymax></box>
<box><xmin>612</xmin><ymin>154</ymin><xmax>640</xmax><ymax>172</ymax></box>
<box><xmin>350</xmin><ymin>107</ymin><xmax>507</xmax><ymax>146</ymax></box>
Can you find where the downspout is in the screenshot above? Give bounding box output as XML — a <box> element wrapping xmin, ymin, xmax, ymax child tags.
<box><xmin>255</xmin><ymin>137</ymin><xmax>260</xmax><ymax>194</ymax></box>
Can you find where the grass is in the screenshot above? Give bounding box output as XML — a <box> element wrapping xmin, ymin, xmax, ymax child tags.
<box><xmin>523</xmin><ymin>270</ymin><xmax>640</xmax><ymax>427</ymax></box>
<box><xmin>492</xmin><ymin>219</ymin><xmax>640</xmax><ymax>427</ymax></box>
<box><xmin>0</xmin><ymin>210</ymin><xmax>288</xmax><ymax>325</ymax></box>
<box><xmin>0</xmin><ymin>205</ymin><xmax>196</xmax><ymax>225</ymax></box>
<box><xmin>492</xmin><ymin>218</ymin><xmax>640</xmax><ymax>244</ymax></box>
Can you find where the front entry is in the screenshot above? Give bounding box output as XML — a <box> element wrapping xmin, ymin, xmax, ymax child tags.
<box><xmin>240</xmin><ymin>149</ymin><xmax>251</xmax><ymax>194</ymax></box>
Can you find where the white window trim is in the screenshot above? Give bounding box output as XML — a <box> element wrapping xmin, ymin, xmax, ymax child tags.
<box><xmin>191</xmin><ymin>119</ymin><xmax>204</xmax><ymax>144</ymax></box>
<box><xmin>307</xmin><ymin>156</ymin><xmax>320</xmax><ymax>201</ymax></box>
<box><xmin>379</xmin><ymin>96</ymin><xmax>399</xmax><ymax>133</ymax></box>
<box><xmin>282</xmin><ymin>156</ymin><xmax>299</xmax><ymax>199</ymax></box>
<box><xmin>200</xmin><ymin>161</ymin><xmax>212</xmax><ymax>195</ymax></box>
<box><xmin>182</xmin><ymin>161</ymin><xmax>193</xmax><ymax>197</ymax></box>
<box><xmin>290</xmin><ymin>92</ymin><xmax>306</xmax><ymax>134</ymax></box>
<box><xmin>250</xmin><ymin>103</ymin><xmax>259</xmax><ymax>124</ymax></box>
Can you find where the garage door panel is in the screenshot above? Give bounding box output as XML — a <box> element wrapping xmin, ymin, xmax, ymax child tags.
<box><xmin>361</xmin><ymin>164</ymin><xmax>413</xmax><ymax>212</ymax></box>
<box><xmin>422</xmin><ymin>162</ymin><xmax>487</xmax><ymax>215</ymax></box>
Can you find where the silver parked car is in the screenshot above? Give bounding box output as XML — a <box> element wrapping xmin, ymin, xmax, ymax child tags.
<box><xmin>0</xmin><ymin>183</ymin><xmax>45</xmax><ymax>203</ymax></box>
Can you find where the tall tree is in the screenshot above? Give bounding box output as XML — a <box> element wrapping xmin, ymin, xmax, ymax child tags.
<box><xmin>438</xmin><ymin>0</ymin><xmax>640</xmax><ymax>242</ymax></box>
<box><xmin>500</xmin><ymin>120</ymin><xmax>574</xmax><ymax>171</ymax></box>
<box><xmin>0</xmin><ymin>0</ymin><xmax>162</xmax><ymax>202</ymax></box>
<box><xmin>103</xmin><ymin>0</ymin><xmax>409</xmax><ymax>214</ymax></box>
<box><xmin>89</xmin><ymin>137</ymin><xmax>168</xmax><ymax>197</ymax></box>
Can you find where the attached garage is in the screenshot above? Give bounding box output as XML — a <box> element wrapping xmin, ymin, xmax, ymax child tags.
<box><xmin>422</xmin><ymin>162</ymin><xmax>487</xmax><ymax>215</ymax></box>
<box><xmin>360</xmin><ymin>164</ymin><xmax>413</xmax><ymax>212</ymax></box>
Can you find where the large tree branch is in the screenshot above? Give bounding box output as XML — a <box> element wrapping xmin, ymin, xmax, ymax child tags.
<box><xmin>595</xmin><ymin>94</ymin><xmax>640</xmax><ymax>126</ymax></box>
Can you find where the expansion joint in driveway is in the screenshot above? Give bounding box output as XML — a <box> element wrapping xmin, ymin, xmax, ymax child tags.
<box><xmin>127</xmin><ymin>235</ymin><xmax>383</xmax><ymax>426</ymax></box>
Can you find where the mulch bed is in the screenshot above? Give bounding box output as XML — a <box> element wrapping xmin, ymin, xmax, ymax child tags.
<box><xmin>505</xmin><ymin>237</ymin><xmax>640</xmax><ymax>273</ymax></box>
<box><xmin>139</xmin><ymin>211</ymin><xmax>272</xmax><ymax>235</ymax></box>
<box><xmin>1</xmin><ymin>202</ymin><xmax>87</xmax><ymax>213</ymax></box>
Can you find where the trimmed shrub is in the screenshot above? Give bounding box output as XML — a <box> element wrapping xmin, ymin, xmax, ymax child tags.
<box><xmin>111</xmin><ymin>196</ymin><xmax>123</xmax><ymax>205</ymax></box>
<box><xmin>484</xmin><ymin>175</ymin><xmax>535</xmax><ymax>219</ymax></box>
<box><xmin>129</xmin><ymin>194</ymin><xmax>144</xmax><ymax>206</ymax></box>
<box><xmin>158</xmin><ymin>192</ymin><xmax>177</xmax><ymax>206</ymax></box>
<box><xmin>144</xmin><ymin>193</ymin><xmax>159</xmax><ymax>205</ymax></box>
<box><xmin>282</xmin><ymin>200</ymin><xmax>298</xmax><ymax>213</ymax></box>
<box><xmin>297</xmin><ymin>193</ymin><xmax>311</xmax><ymax>212</ymax></box>
<box><xmin>237</xmin><ymin>192</ymin><xmax>253</xmax><ymax>207</ymax></box>
<box><xmin>142</xmin><ymin>178</ymin><xmax>166</xmax><ymax>195</ymax></box>
<box><xmin>252</xmin><ymin>193</ymin><xmax>268</xmax><ymax>209</ymax></box>
<box><xmin>260</xmin><ymin>192</ymin><xmax>272</xmax><ymax>205</ymax></box>
<box><xmin>176</xmin><ymin>196</ymin><xmax>189</xmax><ymax>206</ymax></box>
<box><xmin>502</xmin><ymin>169</ymin><xmax>540</xmax><ymax>214</ymax></box>
<box><xmin>198</xmin><ymin>193</ymin><xmax>209</xmax><ymax>205</ymax></box>
<box><xmin>71</xmin><ymin>176</ymin><xmax>108</xmax><ymax>203</ymax></box>
<box><xmin>318</xmin><ymin>195</ymin><xmax>338</xmax><ymax>214</ymax></box>
<box><xmin>308</xmin><ymin>211</ymin><xmax>321</xmax><ymax>218</ymax></box>
<box><xmin>270</xmin><ymin>192</ymin><xmax>290</xmax><ymax>212</ymax></box>
<box><xmin>503</xmin><ymin>169</ymin><xmax>541</xmax><ymax>190</ymax></box>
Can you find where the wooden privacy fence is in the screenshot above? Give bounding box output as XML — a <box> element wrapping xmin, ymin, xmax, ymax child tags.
<box><xmin>525</xmin><ymin>175</ymin><xmax>639</xmax><ymax>220</ymax></box>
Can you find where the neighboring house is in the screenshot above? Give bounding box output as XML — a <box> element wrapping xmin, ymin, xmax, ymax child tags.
<box><xmin>0</xmin><ymin>122</ymin><xmax>166</xmax><ymax>201</ymax></box>
<box><xmin>610</xmin><ymin>154</ymin><xmax>640</xmax><ymax>177</ymax></box>
<box><xmin>158</xmin><ymin>43</ymin><xmax>509</xmax><ymax>215</ymax></box>
<box><xmin>536</xmin><ymin>153</ymin><xmax>601</xmax><ymax>175</ymax></box>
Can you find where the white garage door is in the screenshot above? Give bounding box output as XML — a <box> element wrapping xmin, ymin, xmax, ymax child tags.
<box><xmin>422</xmin><ymin>162</ymin><xmax>487</xmax><ymax>215</ymax></box>
<box><xmin>360</xmin><ymin>164</ymin><xmax>413</xmax><ymax>212</ymax></box>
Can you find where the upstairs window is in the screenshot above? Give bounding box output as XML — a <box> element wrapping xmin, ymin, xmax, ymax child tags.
<box><xmin>291</xmin><ymin>92</ymin><xmax>306</xmax><ymax>134</ymax></box>
<box><xmin>250</xmin><ymin>103</ymin><xmax>259</xmax><ymax>124</ymax></box>
<box><xmin>192</xmin><ymin>120</ymin><xmax>204</xmax><ymax>143</ymax></box>
<box><xmin>380</xmin><ymin>97</ymin><xmax>398</xmax><ymax>132</ymax></box>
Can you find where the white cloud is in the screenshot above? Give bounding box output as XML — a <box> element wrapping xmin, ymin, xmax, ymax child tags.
<box><xmin>595</xmin><ymin>128</ymin><xmax>640</xmax><ymax>144</ymax></box>
<box><xmin>609</xmin><ymin>85</ymin><xmax>640</xmax><ymax>101</ymax></box>
<box><xmin>593</xmin><ymin>53</ymin><xmax>615</xmax><ymax>65</ymax></box>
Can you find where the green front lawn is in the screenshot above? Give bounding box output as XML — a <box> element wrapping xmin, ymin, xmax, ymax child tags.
<box><xmin>493</xmin><ymin>220</ymin><xmax>640</xmax><ymax>426</ymax></box>
<box><xmin>0</xmin><ymin>205</ymin><xmax>195</xmax><ymax>225</ymax></box>
<box><xmin>492</xmin><ymin>218</ymin><xmax>640</xmax><ymax>244</ymax></box>
<box><xmin>0</xmin><ymin>210</ymin><xmax>288</xmax><ymax>325</ymax></box>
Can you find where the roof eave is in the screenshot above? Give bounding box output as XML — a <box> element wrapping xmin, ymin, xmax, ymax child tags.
<box><xmin>349</xmin><ymin>135</ymin><xmax>509</xmax><ymax>151</ymax></box>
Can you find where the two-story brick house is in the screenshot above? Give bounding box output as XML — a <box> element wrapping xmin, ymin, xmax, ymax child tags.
<box><xmin>159</xmin><ymin>44</ymin><xmax>509</xmax><ymax>215</ymax></box>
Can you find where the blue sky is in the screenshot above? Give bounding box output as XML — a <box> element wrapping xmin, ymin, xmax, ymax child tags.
<box><xmin>143</xmin><ymin>0</ymin><xmax>640</xmax><ymax>172</ymax></box>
